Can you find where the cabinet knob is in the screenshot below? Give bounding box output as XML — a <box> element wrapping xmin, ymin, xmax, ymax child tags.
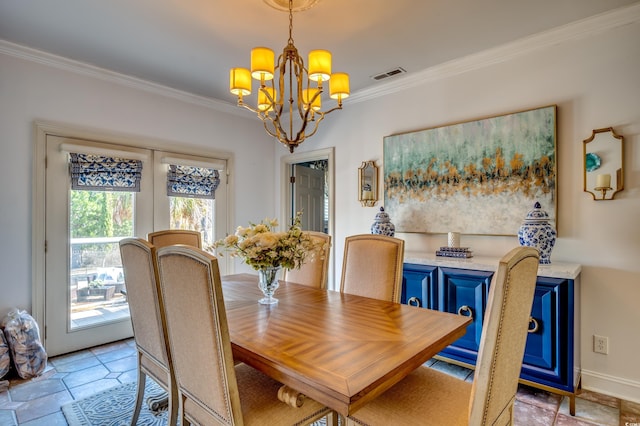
<box><xmin>457</xmin><ymin>305</ymin><xmax>474</xmax><ymax>320</ymax></box>
<box><xmin>528</xmin><ymin>317</ymin><xmax>539</xmax><ymax>333</ymax></box>
<box><xmin>407</xmin><ymin>297</ymin><xmax>422</xmax><ymax>307</ymax></box>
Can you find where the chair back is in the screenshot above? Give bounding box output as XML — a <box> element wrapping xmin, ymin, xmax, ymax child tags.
<box><xmin>340</xmin><ymin>234</ymin><xmax>405</xmax><ymax>303</ymax></box>
<box><xmin>284</xmin><ymin>231</ymin><xmax>331</xmax><ymax>289</ymax></box>
<box><xmin>468</xmin><ymin>246</ymin><xmax>539</xmax><ymax>425</ymax></box>
<box><xmin>156</xmin><ymin>245</ymin><xmax>243</xmax><ymax>425</ymax></box>
<box><xmin>119</xmin><ymin>238</ymin><xmax>171</xmax><ymax>375</ymax></box>
<box><xmin>148</xmin><ymin>229</ymin><xmax>202</xmax><ymax>248</ymax></box>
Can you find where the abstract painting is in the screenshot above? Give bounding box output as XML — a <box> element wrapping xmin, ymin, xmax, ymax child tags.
<box><xmin>383</xmin><ymin>105</ymin><xmax>556</xmax><ymax>235</ymax></box>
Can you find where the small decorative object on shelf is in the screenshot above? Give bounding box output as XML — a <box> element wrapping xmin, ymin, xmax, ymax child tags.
<box><xmin>371</xmin><ymin>207</ymin><xmax>395</xmax><ymax>237</ymax></box>
<box><xmin>447</xmin><ymin>232</ymin><xmax>461</xmax><ymax>248</ymax></box>
<box><xmin>518</xmin><ymin>201</ymin><xmax>556</xmax><ymax>264</ymax></box>
<box><xmin>436</xmin><ymin>246</ymin><xmax>473</xmax><ymax>258</ymax></box>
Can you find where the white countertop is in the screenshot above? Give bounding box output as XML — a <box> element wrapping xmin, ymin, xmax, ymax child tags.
<box><xmin>404</xmin><ymin>251</ymin><xmax>582</xmax><ymax>280</ymax></box>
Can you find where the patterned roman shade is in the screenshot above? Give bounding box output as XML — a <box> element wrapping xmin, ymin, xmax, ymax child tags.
<box><xmin>166</xmin><ymin>165</ymin><xmax>220</xmax><ymax>199</ymax></box>
<box><xmin>70</xmin><ymin>153</ymin><xmax>143</xmax><ymax>192</ymax></box>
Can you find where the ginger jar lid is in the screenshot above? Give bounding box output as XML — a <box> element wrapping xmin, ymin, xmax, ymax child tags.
<box><xmin>523</xmin><ymin>201</ymin><xmax>550</xmax><ymax>223</ymax></box>
<box><xmin>374</xmin><ymin>207</ymin><xmax>391</xmax><ymax>223</ymax></box>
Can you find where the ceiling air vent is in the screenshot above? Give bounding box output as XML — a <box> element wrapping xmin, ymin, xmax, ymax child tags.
<box><xmin>371</xmin><ymin>67</ymin><xmax>407</xmax><ymax>81</ymax></box>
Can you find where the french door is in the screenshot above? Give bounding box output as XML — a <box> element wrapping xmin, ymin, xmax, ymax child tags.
<box><xmin>43</xmin><ymin>135</ymin><xmax>227</xmax><ymax>356</ymax></box>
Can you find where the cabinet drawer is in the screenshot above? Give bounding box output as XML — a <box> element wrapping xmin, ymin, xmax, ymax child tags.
<box><xmin>401</xmin><ymin>264</ymin><xmax>437</xmax><ymax>309</ymax></box>
<box><xmin>521</xmin><ymin>277</ymin><xmax>570</xmax><ymax>388</ymax></box>
<box><xmin>438</xmin><ymin>267</ymin><xmax>492</xmax><ymax>364</ymax></box>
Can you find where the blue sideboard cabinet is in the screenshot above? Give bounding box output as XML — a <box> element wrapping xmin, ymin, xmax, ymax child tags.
<box><xmin>402</xmin><ymin>253</ymin><xmax>582</xmax><ymax>415</ymax></box>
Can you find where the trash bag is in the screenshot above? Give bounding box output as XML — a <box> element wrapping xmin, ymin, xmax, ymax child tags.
<box><xmin>0</xmin><ymin>331</ymin><xmax>10</xmax><ymax>379</ymax></box>
<box><xmin>1</xmin><ymin>309</ymin><xmax>47</xmax><ymax>379</ymax></box>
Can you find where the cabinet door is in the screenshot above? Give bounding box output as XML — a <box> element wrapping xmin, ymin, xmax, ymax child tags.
<box><xmin>438</xmin><ymin>267</ymin><xmax>492</xmax><ymax>364</ymax></box>
<box><xmin>401</xmin><ymin>264</ymin><xmax>437</xmax><ymax>309</ymax></box>
<box><xmin>521</xmin><ymin>277</ymin><xmax>571</xmax><ymax>390</ymax></box>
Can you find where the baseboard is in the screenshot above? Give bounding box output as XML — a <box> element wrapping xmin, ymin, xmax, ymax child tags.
<box><xmin>582</xmin><ymin>369</ymin><xmax>640</xmax><ymax>404</ymax></box>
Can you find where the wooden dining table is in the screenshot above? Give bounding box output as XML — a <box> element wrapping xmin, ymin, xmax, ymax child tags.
<box><xmin>221</xmin><ymin>273</ymin><xmax>471</xmax><ymax>416</ymax></box>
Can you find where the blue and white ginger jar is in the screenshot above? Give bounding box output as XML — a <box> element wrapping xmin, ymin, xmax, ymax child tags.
<box><xmin>518</xmin><ymin>201</ymin><xmax>556</xmax><ymax>264</ymax></box>
<box><xmin>371</xmin><ymin>207</ymin><xmax>395</xmax><ymax>237</ymax></box>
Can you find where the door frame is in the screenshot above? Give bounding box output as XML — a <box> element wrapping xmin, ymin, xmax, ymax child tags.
<box><xmin>32</xmin><ymin>120</ymin><xmax>235</xmax><ymax>344</ymax></box>
<box><xmin>280</xmin><ymin>147</ymin><xmax>335</xmax><ymax>290</ymax></box>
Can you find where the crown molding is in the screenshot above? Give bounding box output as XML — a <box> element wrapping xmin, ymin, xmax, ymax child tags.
<box><xmin>350</xmin><ymin>2</ymin><xmax>640</xmax><ymax>104</ymax></box>
<box><xmin>2</xmin><ymin>2</ymin><xmax>639</xmax><ymax>108</ymax></box>
<box><xmin>0</xmin><ymin>39</ymin><xmax>244</xmax><ymax>117</ymax></box>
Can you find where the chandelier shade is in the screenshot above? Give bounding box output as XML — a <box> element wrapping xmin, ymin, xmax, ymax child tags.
<box><xmin>229</xmin><ymin>0</ymin><xmax>349</xmax><ymax>153</ymax></box>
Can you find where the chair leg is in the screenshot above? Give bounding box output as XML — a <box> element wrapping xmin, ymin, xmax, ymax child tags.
<box><xmin>130</xmin><ymin>359</ymin><xmax>145</xmax><ymax>426</ymax></box>
<box><xmin>167</xmin><ymin>374</ymin><xmax>179</xmax><ymax>426</ymax></box>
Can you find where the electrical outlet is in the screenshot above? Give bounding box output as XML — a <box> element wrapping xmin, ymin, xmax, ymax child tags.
<box><xmin>593</xmin><ymin>335</ymin><xmax>608</xmax><ymax>354</ymax></box>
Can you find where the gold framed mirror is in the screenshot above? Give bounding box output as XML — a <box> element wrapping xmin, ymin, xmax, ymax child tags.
<box><xmin>358</xmin><ymin>161</ymin><xmax>378</xmax><ymax>207</ymax></box>
<box><xmin>583</xmin><ymin>127</ymin><xmax>624</xmax><ymax>200</ymax></box>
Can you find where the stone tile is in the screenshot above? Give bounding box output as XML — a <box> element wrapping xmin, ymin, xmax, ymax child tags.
<box><xmin>8</xmin><ymin>379</ymin><xmax>66</xmax><ymax>402</ymax></box>
<box><xmin>14</xmin><ymin>390</ymin><xmax>73</xmax><ymax>424</ymax></box>
<box><xmin>118</xmin><ymin>368</ymin><xmax>138</xmax><ymax>383</ymax></box>
<box><xmin>62</xmin><ymin>364</ymin><xmax>110</xmax><ymax>389</ymax></box>
<box><xmin>428</xmin><ymin>360</ymin><xmax>474</xmax><ymax>380</ymax></box>
<box><xmin>558</xmin><ymin>395</ymin><xmax>619</xmax><ymax>426</ymax></box>
<box><xmin>69</xmin><ymin>378</ymin><xmax>121</xmax><ymax>400</ymax></box>
<box><xmin>19</xmin><ymin>410</ymin><xmax>68</xmax><ymax>426</ymax></box>
<box><xmin>48</xmin><ymin>349</ymin><xmax>94</xmax><ymax>368</ymax></box>
<box><xmin>621</xmin><ymin>412</ymin><xmax>640</xmax><ymax>425</ymax></box>
<box><xmin>554</xmin><ymin>413</ymin><xmax>600</xmax><ymax>425</ymax></box>
<box><xmin>95</xmin><ymin>344</ymin><xmax>136</xmax><ymax>364</ymax></box>
<box><xmin>516</xmin><ymin>384</ymin><xmax>563</xmax><ymax>412</ymax></box>
<box><xmin>0</xmin><ymin>389</ymin><xmax>10</xmax><ymax>405</ymax></box>
<box><xmin>621</xmin><ymin>399</ymin><xmax>640</xmax><ymax>417</ymax></box>
<box><xmin>0</xmin><ymin>409</ymin><xmax>17</xmax><ymax>426</ymax></box>
<box><xmin>576</xmin><ymin>389</ymin><xmax>620</xmax><ymax>409</ymax></box>
<box><xmin>50</xmin><ymin>354</ymin><xmax>101</xmax><ymax>373</ymax></box>
<box><xmin>513</xmin><ymin>399</ymin><xmax>557</xmax><ymax>426</ymax></box>
<box><xmin>90</xmin><ymin>340</ymin><xmax>131</xmax><ymax>356</ymax></box>
<box><xmin>104</xmin><ymin>354</ymin><xmax>137</xmax><ymax>373</ymax></box>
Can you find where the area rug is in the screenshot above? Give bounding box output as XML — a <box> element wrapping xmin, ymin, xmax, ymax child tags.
<box><xmin>61</xmin><ymin>379</ymin><xmax>168</xmax><ymax>426</ymax></box>
<box><xmin>61</xmin><ymin>379</ymin><xmax>331</xmax><ymax>425</ymax></box>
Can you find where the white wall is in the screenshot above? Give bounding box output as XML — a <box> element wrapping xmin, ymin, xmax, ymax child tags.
<box><xmin>285</xmin><ymin>17</ymin><xmax>640</xmax><ymax>401</ymax></box>
<box><xmin>0</xmin><ymin>49</ymin><xmax>275</xmax><ymax>319</ymax></box>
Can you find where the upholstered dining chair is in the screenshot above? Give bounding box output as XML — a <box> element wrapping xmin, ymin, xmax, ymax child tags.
<box><xmin>340</xmin><ymin>234</ymin><xmax>405</xmax><ymax>303</ymax></box>
<box><xmin>147</xmin><ymin>229</ymin><xmax>202</xmax><ymax>248</ymax></box>
<box><xmin>119</xmin><ymin>238</ymin><xmax>178</xmax><ymax>426</ymax></box>
<box><xmin>345</xmin><ymin>246</ymin><xmax>540</xmax><ymax>426</ymax></box>
<box><xmin>156</xmin><ymin>244</ymin><xmax>331</xmax><ymax>426</ymax></box>
<box><xmin>284</xmin><ymin>231</ymin><xmax>332</xmax><ymax>289</ymax></box>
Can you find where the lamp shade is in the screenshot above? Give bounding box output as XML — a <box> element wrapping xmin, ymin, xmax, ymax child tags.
<box><xmin>302</xmin><ymin>88</ymin><xmax>321</xmax><ymax>111</ymax></box>
<box><xmin>329</xmin><ymin>72</ymin><xmax>350</xmax><ymax>100</ymax></box>
<box><xmin>251</xmin><ymin>47</ymin><xmax>275</xmax><ymax>80</ymax></box>
<box><xmin>257</xmin><ymin>87</ymin><xmax>276</xmax><ymax>112</ymax></box>
<box><xmin>229</xmin><ymin>68</ymin><xmax>252</xmax><ymax>96</ymax></box>
<box><xmin>308</xmin><ymin>49</ymin><xmax>331</xmax><ymax>82</ymax></box>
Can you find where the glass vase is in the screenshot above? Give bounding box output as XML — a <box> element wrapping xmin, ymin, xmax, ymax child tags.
<box><xmin>258</xmin><ymin>266</ymin><xmax>281</xmax><ymax>305</ymax></box>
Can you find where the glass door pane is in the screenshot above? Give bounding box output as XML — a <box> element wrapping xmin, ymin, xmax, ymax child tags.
<box><xmin>69</xmin><ymin>191</ymin><xmax>133</xmax><ymax>329</ymax></box>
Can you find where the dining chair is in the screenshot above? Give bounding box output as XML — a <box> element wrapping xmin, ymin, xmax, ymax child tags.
<box><xmin>119</xmin><ymin>238</ymin><xmax>178</xmax><ymax>426</ymax></box>
<box><xmin>147</xmin><ymin>229</ymin><xmax>202</xmax><ymax>248</ymax></box>
<box><xmin>283</xmin><ymin>231</ymin><xmax>331</xmax><ymax>289</ymax></box>
<box><xmin>156</xmin><ymin>244</ymin><xmax>331</xmax><ymax>426</ymax></box>
<box><xmin>340</xmin><ymin>234</ymin><xmax>405</xmax><ymax>303</ymax></box>
<box><xmin>345</xmin><ymin>246</ymin><xmax>540</xmax><ymax>426</ymax></box>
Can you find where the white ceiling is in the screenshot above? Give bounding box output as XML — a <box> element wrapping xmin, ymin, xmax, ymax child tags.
<box><xmin>1</xmin><ymin>0</ymin><xmax>637</xmax><ymax>104</ymax></box>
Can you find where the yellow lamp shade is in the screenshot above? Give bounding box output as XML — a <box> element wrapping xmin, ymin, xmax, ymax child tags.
<box><xmin>229</xmin><ymin>68</ymin><xmax>252</xmax><ymax>96</ymax></box>
<box><xmin>302</xmin><ymin>88</ymin><xmax>321</xmax><ymax>111</ymax></box>
<box><xmin>308</xmin><ymin>49</ymin><xmax>331</xmax><ymax>82</ymax></box>
<box><xmin>329</xmin><ymin>72</ymin><xmax>350</xmax><ymax>100</ymax></box>
<box><xmin>257</xmin><ymin>87</ymin><xmax>276</xmax><ymax>112</ymax></box>
<box><xmin>251</xmin><ymin>47</ymin><xmax>275</xmax><ymax>81</ymax></box>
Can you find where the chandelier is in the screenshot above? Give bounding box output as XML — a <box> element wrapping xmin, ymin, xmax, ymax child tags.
<box><xmin>229</xmin><ymin>0</ymin><xmax>350</xmax><ymax>153</ymax></box>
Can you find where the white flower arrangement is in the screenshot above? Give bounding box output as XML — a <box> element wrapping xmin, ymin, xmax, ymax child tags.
<box><xmin>214</xmin><ymin>212</ymin><xmax>322</xmax><ymax>270</ymax></box>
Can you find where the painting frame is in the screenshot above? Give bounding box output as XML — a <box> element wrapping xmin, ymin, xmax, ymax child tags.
<box><xmin>383</xmin><ymin>105</ymin><xmax>557</xmax><ymax>236</ymax></box>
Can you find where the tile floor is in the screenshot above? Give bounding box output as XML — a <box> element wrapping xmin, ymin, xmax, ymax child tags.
<box><xmin>1</xmin><ymin>339</ymin><xmax>639</xmax><ymax>425</ymax></box>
